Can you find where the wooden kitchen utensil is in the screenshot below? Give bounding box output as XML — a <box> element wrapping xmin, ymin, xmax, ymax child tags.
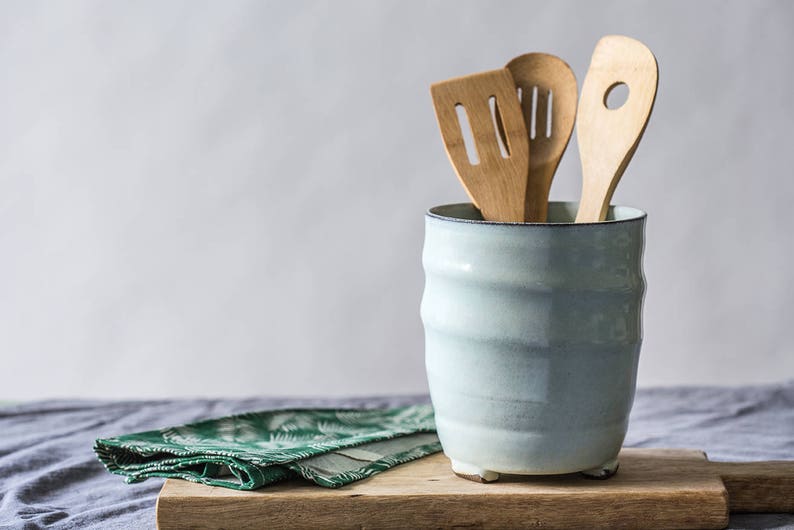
<box><xmin>156</xmin><ymin>448</ymin><xmax>794</xmax><ymax>530</ymax></box>
<box><xmin>575</xmin><ymin>35</ymin><xmax>658</xmax><ymax>223</ymax></box>
<box><xmin>431</xmin><ymin>69</ymin><xmax>529</xmax><ymax>222</ymax></box>
<box><xmin>504</xmin><ymin>53</ymin><xmax>577</xmax><ymax>222</ymax></box>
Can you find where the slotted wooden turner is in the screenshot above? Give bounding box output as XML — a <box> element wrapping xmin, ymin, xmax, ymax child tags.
<box><xmin>505</xmin><ymin>53</ymin><xmax>577</xmax><ymax>222</ymax></box>
<box><xmin>431</xmin><ymin>69</ymin><xmax>529</xmax><ymax>222</ymax></box>
<box><xmin>575</xmin><ymin>35</ymin><xmax>658</xmax><ymax>223</ymax></box>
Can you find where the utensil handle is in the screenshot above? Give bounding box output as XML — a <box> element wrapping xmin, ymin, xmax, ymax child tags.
<box><xmin>709</xmin><ymin>461</ymin><xmax>794</xmax><ymax>512</ymax></box>
<box><xmin>575</xmin><ymin>189</ymin><xmax>613</xmax><ymax>224</ymax></box>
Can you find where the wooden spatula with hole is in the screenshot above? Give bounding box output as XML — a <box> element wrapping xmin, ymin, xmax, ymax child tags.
<box><xmin>503</xmin><ymin>53</ymin><xmax>577</xmax><ymax>222</ymax></box>
<box><xmin>575</xmin><ymin>35</ymin><xmax>659</xmax><ymax>223</ymax></box>
<box><xmin>431</xmin><ymin>69</ymin><xmax>529</xmax><ymax>223</ymax></box>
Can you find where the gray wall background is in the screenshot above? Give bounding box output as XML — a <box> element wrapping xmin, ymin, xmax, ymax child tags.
<box><xmin>2</xmin><ymin>1</ymin><xmax>792</xmax><ymax>399</ymax></box>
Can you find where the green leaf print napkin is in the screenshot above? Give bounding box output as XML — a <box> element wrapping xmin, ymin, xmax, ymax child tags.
<box><xmin>94</xmin><ymin>405</ymin><xmax>441</xmax><ymax>489</ymax></box>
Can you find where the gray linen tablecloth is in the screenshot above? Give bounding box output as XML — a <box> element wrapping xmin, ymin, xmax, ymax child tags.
<box><xmin>1</xmin><ymin>384</ymin><xmax>792</xmax><ymax>529</ymax></box>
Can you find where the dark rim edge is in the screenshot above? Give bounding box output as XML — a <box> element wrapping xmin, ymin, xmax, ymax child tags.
<box><xmin>425</xmin><ymin>203</ymin><xmax>647</xmax><ymax>226</ymax></box>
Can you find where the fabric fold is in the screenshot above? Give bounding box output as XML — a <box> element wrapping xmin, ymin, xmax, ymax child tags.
<box><xmin>94</xmin><ymin>405</ymin><xmax>441</xmax><ymax>489</ymax></box>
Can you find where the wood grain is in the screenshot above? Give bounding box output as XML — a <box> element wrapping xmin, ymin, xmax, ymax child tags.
<box><xmin>710</xmin><ymin>460</ymin><xmax>794</xmax><ymax>513</ymax></box>
<box><xmin>156</xmin><ymin>448</ymin><xmax>734</xmax><ymax>530</ymax></box>
<box><xmin>431</xmin><ymin>69</ymin><xmax>529</xmax><ymax>223</ymax></box>
<box><xmin>575</xmin><ymin>35</ymin><xmax>658</xmax><ymax>223</ymax></box>
<box><xmin>505</xmin><ymin>53</ymin><xmax>577</xmax><ymax>222</ymax></box>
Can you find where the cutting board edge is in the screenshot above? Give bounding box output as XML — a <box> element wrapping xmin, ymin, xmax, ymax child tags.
<box><xmin>156</xmin><ymin>487</ymin><xmax>729</xmax><ymax>530</ymax></box>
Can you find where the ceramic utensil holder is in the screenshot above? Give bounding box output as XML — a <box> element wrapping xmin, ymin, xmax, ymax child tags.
<box><xmin>421</xmin><ymin>202</ymin><xmax>646</xmax><ymax>481</ymax></box>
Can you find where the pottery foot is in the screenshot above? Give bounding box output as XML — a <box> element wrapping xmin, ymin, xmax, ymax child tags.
<box><xmin>580</xmin><ymin>457</ymin><xmax>619</xmax><ymax>480</ymax></box>
<box><xmin>450</xmin><ymin>459</ymin><xmax>500</xmax><ymax>483</ymax></box>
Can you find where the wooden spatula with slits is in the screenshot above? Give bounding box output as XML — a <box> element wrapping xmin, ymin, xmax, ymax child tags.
<box><xmin>505</xmin><ymin>53</ymin><xmax>577</xmax><ymax>222</ymax></box>
<box><xmin>431</xmin><ymin>69</ymin><xmax>529</xmax><ymax>222</ymax></box>
<box><xmin>575</xmin><ymin>35</ymin><xmax>658</xmax><ymax>223</ymax></box>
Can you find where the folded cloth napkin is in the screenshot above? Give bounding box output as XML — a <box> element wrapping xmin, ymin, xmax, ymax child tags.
<box><xmin>94</xmin><ymin>405</ymin><xmax>441</xmax><ymax>489</ymax></box>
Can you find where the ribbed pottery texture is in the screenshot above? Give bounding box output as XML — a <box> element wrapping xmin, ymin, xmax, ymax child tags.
<box><xmin>421</xmin><ymin>202</ymin><xmax>646</xmax><ymax>475</ymax></box>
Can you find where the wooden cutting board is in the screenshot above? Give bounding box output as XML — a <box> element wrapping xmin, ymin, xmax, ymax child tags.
<box><xmin>156</xmin><ymin>448</ymin><xmax>794</xmax><ymax>530</ymax></box>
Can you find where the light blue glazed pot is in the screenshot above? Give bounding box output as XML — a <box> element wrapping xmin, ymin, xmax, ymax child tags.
<box><xmin>421</xmin><ymin>202</ymin><xmax>646</xmax><ymax>481</ymax></box>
